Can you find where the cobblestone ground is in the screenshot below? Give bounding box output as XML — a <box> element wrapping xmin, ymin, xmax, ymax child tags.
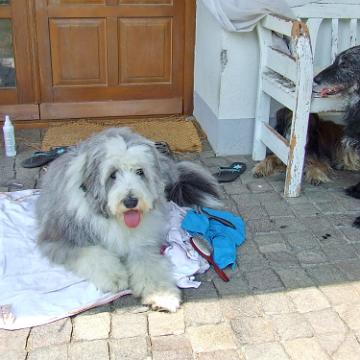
<box><xmin>1</xmin><ymin>129</ymin><xmax>360</xmax><ymax>360</ymax></box>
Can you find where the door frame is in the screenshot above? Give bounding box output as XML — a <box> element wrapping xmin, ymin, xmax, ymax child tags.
<box><xmin>0</xmin><ymin>0</ymin><xmax>39</xmax><ymax>120</ymax></box>
<box><xmin>183</xmin><ymin>0</ymin><xmax>195</xmax><ymax>115</ymax></box>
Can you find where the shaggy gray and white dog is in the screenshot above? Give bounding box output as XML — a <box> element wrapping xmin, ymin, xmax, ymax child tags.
<box><xmin>36</xmin><ymin>128</ymin><xmax>221</xmax><ymax>312</ymax></box>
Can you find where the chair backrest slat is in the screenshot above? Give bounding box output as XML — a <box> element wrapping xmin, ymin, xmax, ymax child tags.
<box><xmin>306</xmin><ymin>18</ymin><xmax>323</xmax><ymax>56</ymax></box>
<box><xmin>293</xmin><ymin>3</ymin><xmax>360</xmax><ymax>19</ymax></box>
<box><xmin>294</xmin><ymin>3</ymin><xmax>360</xmax><ymax>63</ymax></box>
<box><xmin>301</xmin><ymin>15</ymin><xmax>359</xmax><ymax>64</ymax></box>
<box><xmin>331</xmin><ymin>18</ymin><xmax>339</xmax><ymax>62</ymax></box>
<box><xmin>350</xmin><ymin>18</ymin><xmax>357</xmax><ymax>47</ymax></box>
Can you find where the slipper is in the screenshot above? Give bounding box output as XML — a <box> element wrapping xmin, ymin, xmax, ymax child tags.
<box><xmin>213</xmin><ymin>162</ymin><xmax>247</xmax><ymax>183</ymax></box>
<box><xmin>21</xmin><ymin>146</ymin><xmax>70</xmax><ymax>168</ymax></box>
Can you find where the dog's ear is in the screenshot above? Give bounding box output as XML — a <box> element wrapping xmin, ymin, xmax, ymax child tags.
<box><xmin>310</xmin><ymin>113</ymin><xmax>320</xmax><ymax>122</ymax></box>
<box><xmin>137</xmin><ymin>142</ymin><xmax>169</xmax><ymax>197</ymax></box>
<box><xmin>305</xmin><ymin>113</ymin><xmax>322</xmax><ymax>157</ymax></box>
<box><xmin>308</xmin><ymin>113</ymin><xmax>320</xmax><ymax>133</ymax></box>
<box><xmin>81</xmin><ymin>153</ymin><xmax>110</xmax><ymax>218</ymax></box>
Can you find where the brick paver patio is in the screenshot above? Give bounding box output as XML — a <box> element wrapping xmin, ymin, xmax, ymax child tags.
<box><xmin>1</xmin><ymin>128</ymin><xmax>360</xmax><ymax>360</ymax></box>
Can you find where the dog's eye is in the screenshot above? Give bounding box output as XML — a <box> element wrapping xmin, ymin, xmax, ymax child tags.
<box><xmin>136</xmin><ymin>168</ymin><xmax>144</xmax><ymax>176</ymax></box>
<box><xmin>339</xmin><ymin>56</ymin><xmax>350</xmax><ymax>67</ymax></box>
<box><xmin>110</xmin><ymin>171</ymin><xmax>117</xmax><ymax>180</ymax></box>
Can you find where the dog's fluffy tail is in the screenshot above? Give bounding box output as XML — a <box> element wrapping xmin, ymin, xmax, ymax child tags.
<box><xmin>166</xmin><ymin>161</ymin><xmax>222</xmax><ymax>208</ymax></box>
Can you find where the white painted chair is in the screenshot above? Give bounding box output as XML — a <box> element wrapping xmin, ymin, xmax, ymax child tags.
<box><xmin>252</xmin><ymin>3</ymin><xmax>360</xmax><ymax>197</ymax></box>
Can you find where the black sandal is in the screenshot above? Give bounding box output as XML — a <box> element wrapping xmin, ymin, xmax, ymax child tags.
<box><xmin>213</xmin><ymin>162</ymin><xmax>247</xmax><ymax>183</ymax></box>
<box><xmin>21</xmin><ymin>146</ymin><xmax>70</xmax><ymax>168</ymax></box>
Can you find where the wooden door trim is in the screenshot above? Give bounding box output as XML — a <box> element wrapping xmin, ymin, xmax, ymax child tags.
<box><xmin>40</xmin><ymin>97</ymin><xmax>182</xmax><ymax>119</ymax></box>
<box><xmin>0</xmin><ymin>90</ymin><xmax>17</xmax><ymax>105</ymax></box>
<box><xmin>0</xmin><ymin>3</ymin><xmax>16</xmax><ymax>105</ymax></box>
<box><xmin>35</xmin><ymin>0</ymin><xmax>54</xmax><ymax>102</ymax></box>
<box><xmin>47</xmin><ymin>6</ymin><xmax>176</xmax><ymax>17</ymax></box>
<box><xmin>107</xmin><ymin>16</ymin><xmax>119</xmax><ymax>87</ymax></box>
<box><xmin>28</xmin><ymin>0</ymin><xmax>41</xmax><ymax>103</ymax></box>
<box><xmin>0</xmin><ymin>1</ymin><xmax>37</xmax><ymax>105</ymax></box>
<box><xmin>0</xmin><ymin>7</ymin><xmax>11</xmax><ymax>17</ymax></box>
<box><xmin>0</xmin><ymin>104</ymin><xmax>39</xmax><ymax>120</ymax></box>
<box><xmin>11</xmin><ymin>0</ymin><xmax>37</xmax><ymax>103</ymax></box>
<box><xmin>183</xmin><ymin>0</ymin><xmax>195</xmax><ymax>115</ymax></box>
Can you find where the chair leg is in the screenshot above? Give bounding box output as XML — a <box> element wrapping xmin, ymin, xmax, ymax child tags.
<box><xmin>252</xmin><ymin>91</ymin><xmax>271</xmax><ymax>161</ymax></box>
<box><xmin>284</xmin><ymin>109</ymin><xmax>310</xmax><ymax>197</ymax></box>
<box><xmin>284</xmin><ymin>33</ymin><xmax>313</xmax><ymax>198</ymax></box>
<box><xmin>253</xmin><ymin>25</ymin><xmax>272</xmax><ymax>162</ymax></box>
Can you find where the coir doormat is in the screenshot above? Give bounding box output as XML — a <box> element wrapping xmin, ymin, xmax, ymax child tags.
<box><xmin>41</xmin><ymin>116</ymin><xmax>203</xmax><ymax>153</ymax></box>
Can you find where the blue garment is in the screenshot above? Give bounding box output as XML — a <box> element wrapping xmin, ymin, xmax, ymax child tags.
<box><xmin>181</xmin><ymin>208</ymin><xmax>245</xmax><ymax>269</ymax></box>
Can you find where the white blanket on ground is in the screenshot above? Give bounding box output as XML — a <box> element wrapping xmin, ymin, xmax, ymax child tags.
<box><xmin>0</xmin><ymin>190</ymin><xmax>208</xmax><ymax>330</ymax></box>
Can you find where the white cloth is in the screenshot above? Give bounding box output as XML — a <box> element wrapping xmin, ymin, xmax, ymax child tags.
<box><xmin>200</xmin><ymin>0</ymin><xmax>335</xmax><ymax>33</ymax></box>
<box><xmin>0</xmin><ymin>190</ymin><xmax>207</xmax><ymax>330</ymax></box>
<box><xmin>201</xmin><ymin>0</ymin><xmax>295</xmax><ymax>32</ymax></box>
<box><xmin>164</xmin><ymin>202</ymin><xmax>209</xmax><ymax>288</ymax></box>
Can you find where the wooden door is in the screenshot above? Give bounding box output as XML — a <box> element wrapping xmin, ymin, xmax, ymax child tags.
<box><xmin>35</xmin><ymin>0</ymin><xmax>195</xmax><ymax>119</ymax></box>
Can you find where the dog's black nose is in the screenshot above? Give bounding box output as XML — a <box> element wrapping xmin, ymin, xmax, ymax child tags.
<box><xmin>123</xmin><ymin>196</ymin><xmax>138</xmax><ymax>209</ymax></box>
<box><xmin>313</xmin><ymin>74</ymin><xmax>321</xmax><ymax>84</ymax></box>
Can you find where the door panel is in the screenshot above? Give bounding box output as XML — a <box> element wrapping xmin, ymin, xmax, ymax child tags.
<box><xmin>118</xmin><ymin>17</ymin><xmax>171</xmax><ymax>84</ymax></box>
<box><xmin>35</xmin><ymin>0</ymin><xmax>188</xmax><ymax>116</ymax></box>
<box><xmin>50</xmin><ymin>18</ymin><xmax>107</xmax><ymax>85</ymax></box>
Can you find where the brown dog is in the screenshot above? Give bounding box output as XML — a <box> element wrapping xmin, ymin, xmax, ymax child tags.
<box><xmin>253</xmin><ymin>108</ymin><xmax>360</xmax><ymax>185</ymax></box>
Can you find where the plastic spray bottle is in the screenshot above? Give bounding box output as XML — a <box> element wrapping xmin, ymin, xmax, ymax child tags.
<box><xmin>3</xmin><ymin>115</ymin><xmax>16</xmax><ymax>157</ymax></box>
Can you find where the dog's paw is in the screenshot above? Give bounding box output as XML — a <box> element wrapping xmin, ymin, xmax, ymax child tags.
<box><xmin>309</xmin><ymin>178</ymin><xmax>322</xmax><ymax>186</ymax></box>
<box><xmin>92</xmin><ymin>263</ymin><xmax>129</xmax><ymax>293</ymax></box>
<box><xmin>353</xmin><ymin>216</ymin><xmax>360</xmax><ymax>228</ymax></box>
<box><xmin>305</xmin><ymin>168</ymin><xmax>331</xmax><ymax>186</ymax></box>
<box><xmin>252</xmin><ymin>162</ymin><xmax>268</xmax><ymax>178</ymax></box>
<box><xmin>345</xmin><ymin>184</ymin><xmax>360</xmax><ymax>199</ymax></box>
<box><xmin>73</xmin><ymin>247</ymin><xmax>129</xmax><ymax>293</ymax></box>
<box><xmin>143</xmin><ymin>289</ymin><xmax>181</xmax><ymax>313</ymax></box>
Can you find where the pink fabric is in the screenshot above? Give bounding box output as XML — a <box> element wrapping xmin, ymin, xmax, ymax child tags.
<box><xmin>164</xmin><ymin>202</ymin><xmax>209</xmax><ymax>288</ymax></box>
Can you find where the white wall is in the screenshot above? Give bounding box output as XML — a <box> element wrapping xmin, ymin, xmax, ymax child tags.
<box><xmin>218</xmin><ymin>31</ymin><xmax>259</xmax><ymax>119</ymax></box>
<box><xmin>194</xmin><ymin>0</ymin><xmax>223</xmax><ymax>118</ymax></box>
<box><xmin>194</xmin><ymin>0</ymin><xmax>260</xmax><ymax>155</ymax></box>
<box><xmin>194</xmin><ymin>0</ymin><xmax>260</xmax><ymax>121</ymax></box>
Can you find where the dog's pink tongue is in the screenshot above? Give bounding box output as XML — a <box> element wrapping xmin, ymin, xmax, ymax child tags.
<box><xmin>320</xmin><ymin>88</ymin><xmax>332</xmax><ymax>97</ymax></box>
<box><xmin>124</xmin><ymin>210</ymin><xmax>141</xmax><ymax>228</ymax></box>
<box><xmin>320</xmin><ymin>86</ymin><xmax>341</xmax><ymax>97</ymax></box>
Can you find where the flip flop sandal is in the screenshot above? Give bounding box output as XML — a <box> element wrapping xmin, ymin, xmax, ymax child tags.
<box><xmin>155</xmin><ymin>141</ymin><xmax>173</xmax><ymax>157</ymax></box>
<box><xmin>213</xmin><ymin>162</ymin><xmax>247</xmax><ymax>183</ymax></box>
<box><xmin>21</xmin><ymin>146</ymin><xmax>70</xmax><ymax>168</ymax></box>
